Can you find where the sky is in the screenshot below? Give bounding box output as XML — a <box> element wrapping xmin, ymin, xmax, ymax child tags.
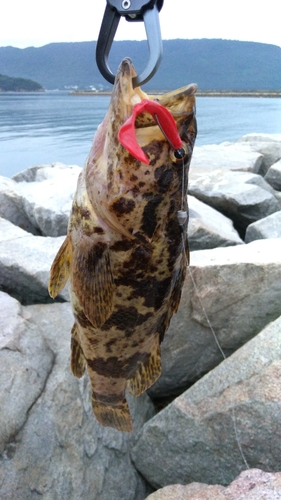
<box><xmin>1</xmin><ymin>0</ymin><xmax>280</xmax><ymax>49</ymax></box>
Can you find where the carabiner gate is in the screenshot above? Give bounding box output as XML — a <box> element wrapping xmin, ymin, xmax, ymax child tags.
<box><xmin>96</xmin><ymin>0</ymin><xmax>163</xmax><ymax>87</ymax></box>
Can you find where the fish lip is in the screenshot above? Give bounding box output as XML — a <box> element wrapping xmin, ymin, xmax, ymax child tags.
<box><xmin>116</xmin><ymin>57</ymin><xmax>135</xmax><ymax>83</ymax></box>
<box><xmin>113</xmin><ymin>57</ymin><xmax>136</xmax><ymax>105</ymax></box>
<box><xmin>110</xmin><ymin>58</ymin><xmax>148</xmax><ymax>123</ymax></box>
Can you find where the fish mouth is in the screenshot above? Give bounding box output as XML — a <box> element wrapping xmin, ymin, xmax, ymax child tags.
<box><xmin>110</xmin><ymin>58</ymin><xmax>148</xmax><ymax>123</ymax></box>
<box><xmin>110</xmin><ymin>59</ymin><xmax>197</xmax><ymax>147</ymax></box>
<box><xmin>111</xmin><ymin>58</ymin><xmax>197</xmax><ymax>127</ymax></box>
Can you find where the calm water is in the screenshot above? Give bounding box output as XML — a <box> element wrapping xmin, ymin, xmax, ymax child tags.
<box><xmin>0</xmin><ymin>92</ymin><xmax>281</xmax><ymax>178</ymax></box>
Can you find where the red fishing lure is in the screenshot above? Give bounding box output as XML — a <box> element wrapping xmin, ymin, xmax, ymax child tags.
<box><xmin>118</xmin><ymin>98</ymin><xmax>183</xmax><ymax>165</ymax></box>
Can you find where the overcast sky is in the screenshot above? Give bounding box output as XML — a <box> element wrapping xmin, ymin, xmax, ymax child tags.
<box><xmin>1</xmin><ymin>0</ymin><xmax>280</xmax><ymax>49</ymax></box>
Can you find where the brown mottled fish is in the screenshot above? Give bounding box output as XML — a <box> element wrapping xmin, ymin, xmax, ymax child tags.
<box><xmin>49</xmin><ymin>58</ymin><xmax>197</xmax><ymax>432</ymax></box>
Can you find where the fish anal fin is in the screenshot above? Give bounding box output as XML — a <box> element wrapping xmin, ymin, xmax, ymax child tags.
<box><xmin>48</xmin><ymin>235</ymin><xmax>72</xmax><ymax>298</ymax></box>
<box><xmin>70</xmin><ymin>323</ymin><xmax>86</xmax><ymax>378</ymax></box>
<box><xmin>127</xmin><ymin>341</ymin><xmax>162</xmax><ymax>397</ymax></box>
<box><xmin>72</xmin><ymin>238</ymin><xmax>114</xmax><ymax>328</ymax></box>
<box><xmin>91</xmin><ymin>396</ymin><xmax>132</xmax><ymax>433</ymax></box>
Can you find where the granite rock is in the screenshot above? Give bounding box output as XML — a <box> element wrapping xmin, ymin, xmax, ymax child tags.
<box><xmin>190</xmin><ymin>142</ymin><xmax>263</xmax><ymax>173</ymax></box>
<box><xmin>0</xmin><ymin>218</ymin><xmax>69</xmax><ymax>303</ymax></box>
<box><xmin>188</xmin><ymin>195</ymin><xmax>243</xmax><ymax>250</ymax></box>
<box><xmin>2</xmin><ymin>164</ymin><xmax>81</xmax><ymax>237</ymax></box>
<box><xmin>144</xmin><ymin>469</ymin><xmax>281</xmax><ymax>500</ymax></box>
<box><xmin>0</xmin><ymin>292</ymin><xmax>54</xmax><ymax>454</ymax></box>
<box><xmin>0</xmin><ymin>295</ymin><xmax>154</xmax><ymax>500</ymax></box>
<box><xmin>17</xmin><ymin>164</ymin><xmax>81</xmax><ymax>236</ymax></box>
<box><xmin>245</xmin><ymin>210</ymin><xmax>281</xmax><ymax>242</ymax></box>
<box><xmin>188</xmin><ymin>169</ymin><xmax>280</xmax><ymax>236</ymax></box>
<box><xmin>133</xmin><ymin>316</ymin><xmax>281</xmax><ymax>488</ymax></box>
<box><xmin>148</xmin><ymin>238</ymin><xmax>281</xmax><ymax>397</ymax></box>
<box><xmin>0</xmin><ymin>176</ymin><xmax>37</xmax><ymax>234</ymax></box>
<box><xmin>237</xmin><ymin>133</ymin><xmax>281</xmax><ymax>175</ymax></box>
<box><xmin>12</xmin><ymin>162</ymin><xmax>81</xmax><ymax>183</ymax></box>
<box><xmin>264</xmin><ymin>158</ymin><xmax>281</xmax><ymax>190</ymax></box>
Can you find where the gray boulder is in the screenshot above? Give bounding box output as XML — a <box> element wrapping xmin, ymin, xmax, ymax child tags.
<box><xmin>1</xmin><ymin>164</ymin><xmax>81</xmax><ymax>237</ymax></box>
<box><xmin>0</xmin><ymin>295</ymin><xmax>154</xmax><ymax>500</ymax></box>
<box><xmin>190</xmin><ymin>142</ymin><xmax>263</xmax><ymax>173</ymax></box>
<box><xmin>245</xmin><ymin>210</ymin><xmax>281</xmax><ymax>242</ymax></box>
<box><xmin>189</xmin><ymin>169</ymin><xmax>280</xmax><ymax>235</ymax></box>
<box><xmin>145</xmin><ymin>469</ymin><xmax>281</xmax><ymax>500</ymax></box>
<box><xmin>0</xmin><ymin>218</ymin><xmax>69</xmax><ymax>303</ymax></box>
<box><xmin>0</xmin><ymin>292</ymin><xmax>54</xmax><ymax>454</ymax></box>
<box><xmin>264</xmin><ymin>158</ymin><xmax>281</xmax><ymax>190</ymax></box>
<box><xmin>188</xmin><ymin>195</ymin><xmax>243</xmax><ymax>250</ymax></box>
<box><xmin>148</xmin><ymin>238</ymin><xmax>281</xmax><ymax>397</ymax></box>
<box><xmin>12</xmin><ymin>162</ymin><xmax>81</xmax><ymax>183</ymax></box>
<box><xmin>18</xmin><ymin>164</ymin><xmax>81</xmax><ymax>236</ymax></box>
<box><xmin>133</xmin><ymin>315</ymin><xmax>281</xmax><ymax>489</ymax></box>
<box><xmin>237</xmin><ymin>133</ymin><xmax>281</xmax><ymax>175</ymax></box>
<box><xmin>0</xmin><ymin>176</ymin><xmax>37</xmax><ymax>234</ymax></box>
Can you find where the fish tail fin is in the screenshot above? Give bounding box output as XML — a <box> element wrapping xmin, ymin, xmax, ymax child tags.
<box><xmin>91</xmin><ymin>396</ymin><xmax>133</xmax><ymax>433</ymax></box>
<box><xmin>127</xmin><ymin>339</ymin><xmax>162</xmax><ymax>397</ymax></box>
<box><xmin>48</xmin><ymin>234</ymin><xmax>72</xmax><ymax>298</ymax></box>
<box><xmin>70</xmin><ymin>323</ymin><xmax>86</xmax><ymax>378</ymax></box>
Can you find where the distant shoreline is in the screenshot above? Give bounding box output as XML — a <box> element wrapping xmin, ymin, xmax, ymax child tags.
<box><xmin>70</xmin><ymin>90</ymin><xmax>281</xmax><ymax>98</ymax></box>
<box><xmin>1</xmin><ymin>90</ymin><xmax>280</xmax><ymax>98</ymax></box>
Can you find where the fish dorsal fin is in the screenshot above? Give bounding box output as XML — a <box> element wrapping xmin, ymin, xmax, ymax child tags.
<box><xmin>72</xmin><ymin>236</ymin><xmax>114</xmax><ymax>328</ymax></box>
<box><xmin>127</xmin><ymin>339</ymin><xmax>162</xmax><ymax>397</ymax></box>
<box><xmin>70</xmin><ymin>323</ymin><xmax>86</xmax><ymax>378</ymax></box>
<box><xmin>48</xmin><ymin>235</ymin><xmax>72</xmax><ymax>298</ymax></box>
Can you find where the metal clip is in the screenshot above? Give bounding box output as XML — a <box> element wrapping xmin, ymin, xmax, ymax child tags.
<box><xmin>96</xmin><ymin>0</ymin><xmax>163</xmax><ymax>87</ymax></box>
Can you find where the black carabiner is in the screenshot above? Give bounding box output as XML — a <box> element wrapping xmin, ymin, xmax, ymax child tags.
<box><xmin>96</xmin><ymin>0</ymin><xmax>163</xmax><ymax>88</ymax></box>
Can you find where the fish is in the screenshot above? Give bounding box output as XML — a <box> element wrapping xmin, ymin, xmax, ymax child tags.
<box><xmin>48</xmin><ymin>58</ymin><xmax>197</xmax><ymax>432</ymax></box>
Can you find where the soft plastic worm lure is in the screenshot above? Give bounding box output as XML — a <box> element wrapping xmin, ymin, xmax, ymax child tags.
<box><xmin>118</xmin><ymin>98</ymin><xmax>183</xmax><ymax>164</ymax></box>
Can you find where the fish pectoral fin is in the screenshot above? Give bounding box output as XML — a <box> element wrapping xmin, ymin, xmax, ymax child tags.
<box><xmin>48</xmin><ymin>235</ymin><xmax>72</xmax><ymax>298</ymax></box>
<box><xmin>91</xmin><ymin>396</ymin><xmax>132</xmax><ymax>433</ymax></box>
<box><xmin>70</xmin><ymin>323</ymin><xmax>86</xmax><ymax>378</ymax></box>
<box><xmin>127</xmin><ymin>340</ymin><xmax>162</xmax><ymax>397</ymax></box>
<box><xmin>72</xmin><ymin>238</ymin><xmax>114</xmax><ymax>328</ymax></box>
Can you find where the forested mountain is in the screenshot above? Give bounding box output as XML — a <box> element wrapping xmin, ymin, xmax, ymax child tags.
<box><xmin>0</xmin><ymin>39</ymin><xmax>280</xmax><ymax>91</ymax></box>
<box><xmin>0</xmin><ymin>74</ymin><xmax>43</xmax><ymax>91</ymax></box>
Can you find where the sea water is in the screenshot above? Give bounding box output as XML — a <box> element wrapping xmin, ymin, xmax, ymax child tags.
<box><xmin>0</xmin><ymin>92</ymin><xmax>281</xmax><ymax>178</ymax></box>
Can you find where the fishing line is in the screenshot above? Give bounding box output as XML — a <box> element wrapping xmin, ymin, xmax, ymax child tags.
<box><xmin>177</xmin><ymin>156</ymin><xmax>250</xmax><ymax>470</ymax></box>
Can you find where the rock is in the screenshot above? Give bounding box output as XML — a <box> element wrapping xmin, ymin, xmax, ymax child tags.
<box><xmin>264</xmin><ymin>159</ymin><xmax>281</xmax><ymax>190</ymax></box>
<box><xmin>0</xmin><ymin>295</ymin><xmax>155</xmax><ymax>500</ymax></box>
<box><xmin>0</xmin><ymin>176</ymin><xmax>37</xmax><ymax>234</ymax></box>
<box><xmin>245</xmin><ymin>210</ymin><xmax>281</xmax><ymax>242</ymax></box>
<box><xmin>144</xmin><ymin>469</ymin><xmax>281</xmax><ymax>500</ymax></box>
<box><xmin>145</xmin><ymin>483</ymin><xmax>217</xmax><ymax>500</ymax></box>
<box><xmin>0</xmin><ymin>292</ymin><xmax>54</xmax><ymax>454</ymax></box>
<box><xmin>1</xmin><ymin>164</ymin><xmax>81</xmax><ymax>237</ymax></box>
<box><xmin>237</xmin><ymin>133</ymin><xmax>281</xmax><ymax>175</ymax></box>
<box><xmin>189</xmin><ymin>169</ymin><xmax>280</xmax><ymax>236</ymax></box>
<box><xmin>190</xmin><ymin>142</ymin><xmax>263</xmax><ymax>173</ymax></box>
<box><xmin>133</xmin><ymin>315</ymin><xmax>281</xmax><ymax>489</ymax></box>
<box><xmin>17</xmin><ymin>164</ymin><xmax>81</xmax><ymax>236</ymax></box>
<box><xmin>12</xmin><ymin>162</ymin><xmax>81</xmax><ymax>183</ymax></box>
<box><xmin>148</xmin><ymin>238</ymin><xmax>281</xmax><ymax>398</ymax></box>
<box><xmin>0</xmin><ymin>218</ymin><xmax>69</xmax><ymax>303</ymax></box>
<box><xmin>188</xmin><ymin>195</ymin><xmax>243</xmax><ymax>250</ymax></box>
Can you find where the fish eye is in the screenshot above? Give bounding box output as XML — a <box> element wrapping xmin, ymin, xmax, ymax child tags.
<box><xmin>169</xmin><ymin>142</ymin><xmax>189</xmax><ymax>164</ymax></box>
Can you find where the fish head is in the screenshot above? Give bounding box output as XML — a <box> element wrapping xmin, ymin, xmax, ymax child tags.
<box><xmin>85</xmin><ymin>58</ymin><xmax>197</xmax><ymax>239</ymax></box>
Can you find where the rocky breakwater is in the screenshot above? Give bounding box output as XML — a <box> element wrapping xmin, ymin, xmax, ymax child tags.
<box><xmin>0</xmin><ymin>133</ymin><xmax>281</xmax><ymax>500</ymax></box>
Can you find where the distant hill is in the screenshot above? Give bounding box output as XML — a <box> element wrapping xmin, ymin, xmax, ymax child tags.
<box><xmin>0</xmin><ymin>73</ymin><xmax>43</xmax><ymax>91</ymax></box>
<box><xmin>0</xmin><ymin>39</ymin><xmax>280</xmax><ymax>91</ymax></box>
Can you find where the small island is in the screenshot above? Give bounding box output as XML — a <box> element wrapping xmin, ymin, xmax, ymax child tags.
<box><xmin>0</xmin><ymin>74</ymin><xmax>44</xmax><ymax>92</ymax></box>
